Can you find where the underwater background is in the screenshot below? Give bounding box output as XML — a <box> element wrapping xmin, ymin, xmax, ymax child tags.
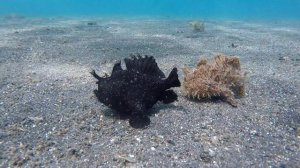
<box><xmin>1</xmin><ymin>0</ymin><xmax>300</xmax><ymax>167</ymax></box>
<box><xmin>1</xmin><ymin>0</ymin><xmax>300</xmax><ymax>20</ymax></box>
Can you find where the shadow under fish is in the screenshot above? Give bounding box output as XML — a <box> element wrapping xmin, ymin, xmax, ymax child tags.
<box><xmin>91</xmin><ymin>54</ymin><xmax>181</xmax><ymax>128</ymax></box>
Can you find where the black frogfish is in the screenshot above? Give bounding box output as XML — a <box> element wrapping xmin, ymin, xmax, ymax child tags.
<box><xmin>91</xmin><ymin>54</ymin><xmax>180</xmax><ymax>128</ymax></box>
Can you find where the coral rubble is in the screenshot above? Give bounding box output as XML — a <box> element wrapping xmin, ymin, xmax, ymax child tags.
<box><xmin>182</xmin><ymin>54</ymin><xmax>245</xmax><ymax>107</ymax></box>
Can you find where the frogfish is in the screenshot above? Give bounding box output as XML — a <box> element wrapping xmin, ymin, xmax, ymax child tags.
<box><xmin>91</xmin><ymin>54</ymin><xmax>180</xmax><ymax>128</ymax></box>
<box><xmin>182</xmin><ymin>54</ymin><xmax>245</xmax><ymax>107</ymax></box>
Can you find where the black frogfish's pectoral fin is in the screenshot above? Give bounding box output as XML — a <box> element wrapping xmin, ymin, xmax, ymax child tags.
<box><xmin>159</xmin><ymin>90</ymin><xmax>178</xmax><ymax>104</ymax></box>
<box><xmin>128</xmin><ymin>103</ymin><xmax>150</xmax><ymax>128</ymax></box>
<box><xmin>129</xmin><ymin>114</ymin><xmax>150</xmax><ymax>129</ymax></box>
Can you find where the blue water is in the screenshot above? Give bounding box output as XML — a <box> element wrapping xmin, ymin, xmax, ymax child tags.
<box><xmin>1</xmin><ymin>0</ymin><xmax>300</xmax><ymax>20</ymax></box>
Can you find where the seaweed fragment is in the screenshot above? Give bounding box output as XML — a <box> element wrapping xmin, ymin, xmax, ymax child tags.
<box><xmin>91</xmin><ymin>54</ymin><xmax>180</xmax><ymax>128</ymax></box>
<box><xmin>182</xmin><ymin>54</ymin><xmax>246</xmax><ymax>107</ymax></box>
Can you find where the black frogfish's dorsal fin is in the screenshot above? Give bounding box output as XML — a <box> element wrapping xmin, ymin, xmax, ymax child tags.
<box><xmin>111</xmin><ymin>61</ymin><xmax>122</xmax><ymax>75</ymax></box>
<box><xmin>124</xmin><ymin>54</ymin><xmax>165</xmax><ymax>78</ymax></box>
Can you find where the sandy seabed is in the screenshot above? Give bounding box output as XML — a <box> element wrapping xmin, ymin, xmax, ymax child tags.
<box><xmin>0</xmin><ymin>16</ymin><xmax>299</xmax><ymax>167</ymax></box>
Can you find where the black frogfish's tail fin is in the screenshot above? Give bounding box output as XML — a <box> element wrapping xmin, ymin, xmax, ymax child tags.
<box><xmin>165</xmin><ymin>68</ymin><xmax>181</xmax><ymax>87</ymax></box>
<box><xmin>129</xmin><ymin>114</ymin><xmax>150</xmax><ymax>129</ymax></box>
